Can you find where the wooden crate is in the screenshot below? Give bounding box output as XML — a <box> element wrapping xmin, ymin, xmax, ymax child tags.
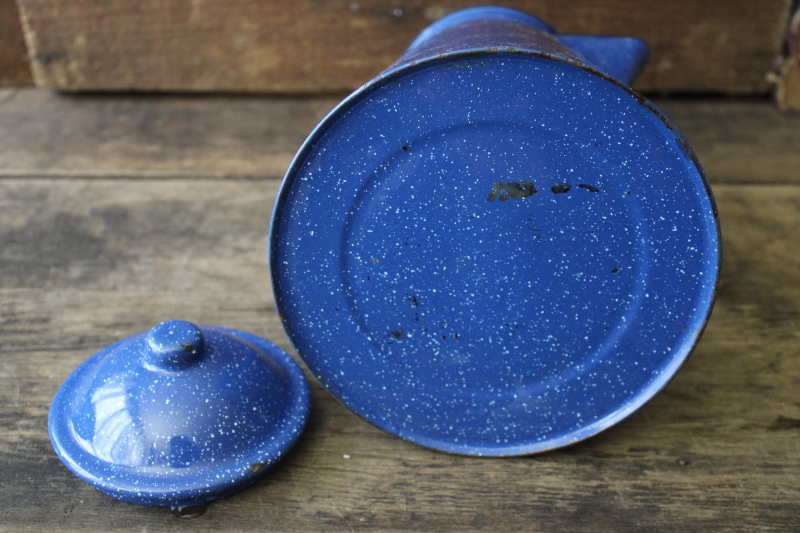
<box><xmin>0</xmin><ymin>0</ymin><xmax>33</xmax><ymax>86</ymax></box>
<box><xmin>770</xmin><ymin>5</ymin><xmax>800</xmax><ymax>111</ymax></box>
<box><xmin>13</xmin><ymin>0</ymin><xmax>794</xmax><ymax>93</ymax></box>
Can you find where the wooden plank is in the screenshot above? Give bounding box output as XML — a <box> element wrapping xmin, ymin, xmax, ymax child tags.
<box><xmin>1</xmin><ymin>89</ymin><xmax>799</xmax><ymax>184</ymax></box>
<box><xmin>0</xmin><ymin>88</ymin><xmax>339</xmax><ymax>179</ymax></box>
<box><xmin>15</xmin><ymin>0</ymin><xmax>792</xmax><ymax>94</ymax></box>
<box><xmin>1</xmin><ymin>177</ymin><xmax>799</xmax><ymax>531</ymax></box>
<box><xmin>0</xmin><ymin>0</ymin><xmax>33</xmax><ymax>86</ymax></box>
<box><xmin>656</xmin><ymin>99</ymin><xmax>800</xmax><ymax>184</ymax></box>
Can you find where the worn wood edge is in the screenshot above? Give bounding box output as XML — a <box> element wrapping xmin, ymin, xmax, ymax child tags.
<box><xmin>774</xmin><ymin>59</ymin><xmax>800</xmax><ymax>111</ymax></box>
<box><xmin>770</xmin><ymin>5</ymin><xmax>800</xmax><ymax>112</ymax></box>
<box><xmin>0</xmin><ymin>0</ymin><xmax>33</xmax><ymax>86</ymax></box>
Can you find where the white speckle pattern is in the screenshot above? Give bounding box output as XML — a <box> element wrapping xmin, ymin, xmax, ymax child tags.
<box><xmin>271</xmin><ymin>31</ymin><xmax>719</xmax><ymax>456</ymax></box>
<box><xmin>49</xmin><ymin>321</ymin><xmax>311</xmax><ymax>506</ymax></box>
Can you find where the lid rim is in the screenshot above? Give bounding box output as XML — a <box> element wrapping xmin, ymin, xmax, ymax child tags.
<box><xmin>49</xmin><ymin>324</ymin><xmax>310</xmax><ymax>507</ymax></box>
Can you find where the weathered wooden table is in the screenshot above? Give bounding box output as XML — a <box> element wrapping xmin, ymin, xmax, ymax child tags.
<box><xmin>0</xmin><ymin>88</ymin><xmax>798</xmax><ymax>531</ymax></box>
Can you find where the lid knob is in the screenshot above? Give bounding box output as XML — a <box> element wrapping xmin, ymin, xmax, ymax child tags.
<box><xmin>145</xmin><ymin>320</ymin><xmax>205</xmax><ymax>370</ymax></box>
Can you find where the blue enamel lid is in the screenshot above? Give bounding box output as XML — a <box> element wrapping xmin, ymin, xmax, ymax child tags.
<box><xmin>269</xmin><ymin>8</ymin><xmax>720</xmax><ymax>456</ymax></box>
<box><xmin>48</xmin><ymin>321</ymin><xmax>310</xmax><ymax>507</ymax></box>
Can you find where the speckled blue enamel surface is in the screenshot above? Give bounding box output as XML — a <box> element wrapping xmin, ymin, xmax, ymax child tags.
<box><xmin>49</xmin><ymin>321</ymin><xmax>310</xmax><ymax>506</ymax></box>
<box><xmin>270</xmin><ymin>9</ymin><xmax>720</xmax><ymax>456</ymax></box>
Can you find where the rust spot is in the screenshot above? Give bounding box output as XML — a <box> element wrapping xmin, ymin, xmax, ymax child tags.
<box><xmin>250</xmin><ymin>461</ymin><xmax>268</xmax><ymax>473</ymax></box>
<box><xmin>487</xmin><ymin>181</ymin><xmax>537</xmax><ymax>202</ymax></box>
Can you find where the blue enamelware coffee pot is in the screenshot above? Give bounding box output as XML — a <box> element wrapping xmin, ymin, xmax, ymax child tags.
<box><xmin>270</xmin><ymin>6</ymin><xmax>720</xmax><ymax>456</ymax></box>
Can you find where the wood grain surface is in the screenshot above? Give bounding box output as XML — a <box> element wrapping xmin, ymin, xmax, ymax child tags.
<box><xmin>0</xmin><ymin>88</ymin><xmax>338</xmax><ymax>179</ymax></box>
<box><xmin>1</xmin><ymin>89</ymin><xmax>799</xmax><ymax>184</ymax></box>
<box><xmin>0</xmin><ymin>90</ymin><xmax>799</xmax><ymax>531</ymax></box>
<box><xmin>15</xmin><ymin>0</ymin><xmax>793</xmax><ymax>94</ymax></box>
<box><xmin>0</xmin><ymin>0</ymin><xmax>33</xmax><ymax>86</ymax></box>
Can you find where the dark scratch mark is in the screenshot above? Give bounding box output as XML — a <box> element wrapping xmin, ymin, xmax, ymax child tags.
<box><xmin>768</xmin><ymin>416</ymin><xmax>800</xmax><ymax>431</ymax></box>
